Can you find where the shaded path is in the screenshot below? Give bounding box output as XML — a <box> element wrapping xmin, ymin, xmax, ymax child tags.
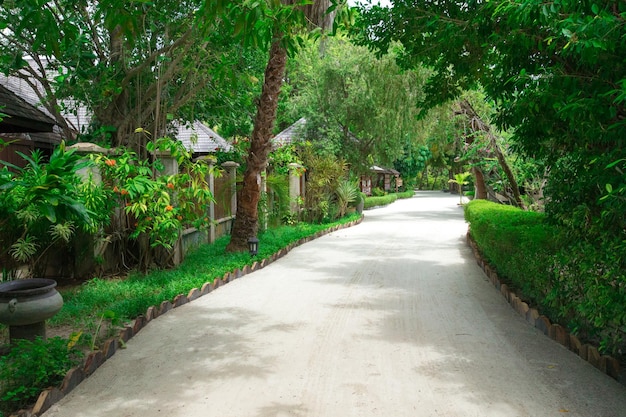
<box><xmin>44</xmin><ymin>192</ymin><xmax>626</xmax><ymax>417</ymax></box>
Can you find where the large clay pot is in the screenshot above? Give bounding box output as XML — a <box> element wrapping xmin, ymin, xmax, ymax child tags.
<box><xmin>0</xmin><ymin>279</ymin><xmax>63</xmax><ymax>327</ymax></box>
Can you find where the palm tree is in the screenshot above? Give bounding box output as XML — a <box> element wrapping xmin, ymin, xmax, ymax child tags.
<box><xmin>449</xmin><ymin>171</ymin><xmax>472</xmax><ymax>205</ymax></box>
<box><xmin>227</xmin><ymin>1</ymin><xmax>335</xmax><ymax>252</ymax></box>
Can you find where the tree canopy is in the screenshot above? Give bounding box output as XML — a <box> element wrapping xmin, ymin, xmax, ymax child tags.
<box><xmin>281</xmin><ymin>36</ymin><xmax>428</xmax><ymax>174</ymax></box>
<box><xmin>0</xmin><ymin>1</ymin><xmax>269</xmax><ymax>153</ymax></box>
<box><xmin>354</xmin><ymin>0</ymin><xmax>626</xmax><ymax>239</ymax></box>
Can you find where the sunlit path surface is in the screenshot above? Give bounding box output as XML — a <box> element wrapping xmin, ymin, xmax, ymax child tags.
<box><xmin>44</xmin><ymin>191</ymin><xmax>626</xmax><ymax>417</ymax></box>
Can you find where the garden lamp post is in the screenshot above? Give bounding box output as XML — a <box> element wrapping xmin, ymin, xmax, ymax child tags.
<box><xmin>247</xmin><ymin>236</ymin><xmax>259</xmax><ymax>257</ymax></box>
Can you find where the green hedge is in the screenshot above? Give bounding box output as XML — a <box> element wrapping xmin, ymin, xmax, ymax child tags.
<box><xmin>464</xmin><ymin>200</ymin><xmax>626</xmax><ymax>355</ymax></box>
<box><xmin>363</xmin><ymin>190</ymin><xmax>414</xmax><ymax>209</ymax></box>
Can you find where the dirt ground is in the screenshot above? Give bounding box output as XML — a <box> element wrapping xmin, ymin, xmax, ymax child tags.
<box><xmin>43</xmin><ymin>192</ymin><xmax>626</xmax><ymax>417</ymax></box>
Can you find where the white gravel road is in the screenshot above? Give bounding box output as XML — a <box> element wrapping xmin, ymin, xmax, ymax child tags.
<box><xmin>43</xmin><ymin>191</ymin><xmax>626</xmax><ymax>417</ymax></box>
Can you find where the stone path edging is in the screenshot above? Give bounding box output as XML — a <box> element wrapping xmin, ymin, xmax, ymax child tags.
<box><xmin>466</xmin><ymin>232</ymin><xmax>622</xmax><ymax>382</ymax></box>
<box><xmin>12</xmin><ymin>217</ymin><xmax>364</xmax><ymax>417</ymax></box>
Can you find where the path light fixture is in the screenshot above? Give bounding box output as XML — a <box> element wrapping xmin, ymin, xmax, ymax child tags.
<box><xmin>248</xmin><ymin>236</ymin><xmax>259</xmax><ymax>257</ymax></box>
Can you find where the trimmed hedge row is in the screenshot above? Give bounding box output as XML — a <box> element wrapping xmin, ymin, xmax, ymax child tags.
<box><xmin>363</xmin><ymin>190</ymin><xmax>414</xmax><ymax>209</ymax></box>
<box><xmin>464</xmin><ymin>200</ymin><xmax>626</xmax><ymax>356</ymax></box>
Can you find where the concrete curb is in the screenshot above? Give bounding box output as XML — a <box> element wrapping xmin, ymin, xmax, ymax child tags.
<box><xmin>11</xmin><ymin>216</ymin><xmax>364</xmax><ymax>417</ymax></box>
<box><xmin>466</xmin><ymin>232</ymin><xmax>622</xmax><ymax>382</ymax></box>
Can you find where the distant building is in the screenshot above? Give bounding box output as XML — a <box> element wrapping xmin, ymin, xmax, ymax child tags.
<box><xmin>175</xmin><ymin>120</ymin><xmax>232</xmax><ymax>157</ymax></box>
<box><xmin>272</xmin><ymin>117</ymin><xmax>306</xmax><ymax>149</ymax></box>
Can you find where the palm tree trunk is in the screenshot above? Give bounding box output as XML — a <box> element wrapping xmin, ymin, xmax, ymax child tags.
<box><xmin>227</xmin><ymin>40</ymin><xmax>287</xmax><ymax>252</ymax></box>
<box><xmin>227</xmin><ymin>0</ymin><xmax>333</xmax><ymax>252</ymax></box>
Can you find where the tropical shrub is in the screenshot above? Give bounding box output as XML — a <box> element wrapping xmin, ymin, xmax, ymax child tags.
<box><xmin>371</xmin><ymin>187</ymin><xmax>386</xmax><ymax>197</ymax></box>
<box><xmin>0</xmin><ymin>144</ymin><xmax>109</xmax><ymax>278</ymax></box>
<box><xmin>93</xmin><ymin>137</ymin><xmax>216</xmax><ymax>271</ymax></box>
<box><xmin>335</xmin><ymin>179</ymin><xmax>358</xmax><ymax>218</ymax></box>
<box><xmin>297</xmin><ymin>143</ymin><xmax>346</xmax><ymax>223</ymax></box>
<box><xmin>448</xmin><ymin>171</ymin><xmax>472</xmax><ymax>204</ymax></box>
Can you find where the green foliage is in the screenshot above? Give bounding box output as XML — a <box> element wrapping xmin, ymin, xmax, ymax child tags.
<box><xmin>93</xmin><ymin>137</ymin><xmax>215</xmax><ymax>271</ymax></box>
<box><xmin>364</xmin><ymin>194</ymin><xmax>396</xmax><ymax>209</ymax></box>
<box><xmin>0</xmin><ymin>145</ymin><xmax>109</xmax><ymax>277</ymax></box>
<box><xmin>371</xmin><ymin>187</ymin><xmax>386</xmax><ymax>197</ymax></box>
<box><xmin>465</xmin><ymin>200</ymin><xmax>626</xmax><ymax>355</ymax></box>
<box><xmin>549</xmin><ymin>238</ymin><xmax>626</xmax><ymax>354</ymax></box>
<box><xmin>269</xmin><ymin>144</ymin><xmax>303</xmax><ymax>176</ymax></box>
<box><xmin>261</xmin><ymin>173</ymin><xmax>291</xmax><ymax>229</ymax></box>
<box><xmin>465</xmin><ymin>200</ymin><xmax>559</xmax><ymax>312</ymax></box>
<box><xmin>283</xmin><ymin>35</ymin><xmax>428</xmax><ymax>173</ymax></box>
<box><xmin>335</xmin><ymin>179</ymin><xmax>358</xmax><ymax>218</ymax></box>
<box><xmin>395</xmin><ymin>191</ymin><xmax>415</xmax><ymax>199</ymax></box>
<box><xmin>355</xmin><ymin>0</ymin><xmax>626</xmax><ymax>252</ymax></box>
<box><xmin>0</xmin><ymin>0</ymin><xmax>282</xmax><ymax>152</ymax></box>
<box><xmin>297</xmin><ymin>142</ymin><xmax>347</xmax><ymax>223</ymax></box>
<box><xmin>363</xmin><ymin>191</ymin><xmax>413</xmax><ymax>209</ymax></box>
<box><xmin>449</xmin><ymin>171</ymin><xmax>472</xmax><ymax>204</ymax></box>
<box><xmin>394</xmin><ymin>144</ymin><xmax>431</xmax><ymax>188</ymax></box>
<box><xmin>0</xmin><ymin>337</ymin><xmax>83</xmax><ymax>415</ymax></box>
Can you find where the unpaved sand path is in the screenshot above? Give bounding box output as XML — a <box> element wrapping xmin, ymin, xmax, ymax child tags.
<box><xmin>43</xmin><ymin>192</ymin><xmax>626</xmax><ymax>417</ymax></box>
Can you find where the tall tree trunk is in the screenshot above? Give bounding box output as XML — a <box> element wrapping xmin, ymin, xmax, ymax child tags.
<box><xmin>458</xmin><ymin>99</ymin><xmax>526</xmax><ymax>209</ymax></box>
<box><xmin>472</xmin><ymin>166</ymin><xmax>488</xmax><ymax>199</ymax></box>
<box><xmin>227</xmin><ymin>40</ymin><xmax>287</xmax><ymax>252</ymax></box>
<box><xmin>227</xmin><ymin>0</ymin><xmax>333</xmax><ymax>252</ymax></box>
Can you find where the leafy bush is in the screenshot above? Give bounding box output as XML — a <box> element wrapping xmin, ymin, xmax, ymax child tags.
<box><xmin>0</xmin><ymin>337</ymin><xmax>83</xmax><ymax>415</ymax></box>
<box><xmin>0</xmin><ymin>144</ymin><xmax>109</xmax><ymax>278</ymax></box>
<box><xmin>363</xmin><ymin>191</ymin><xmax>413</xmax><ymax>209</ymax></box>
<box><xmin>335</xmin><ymin>179</ymin><xmax>358</xmax><ymax>217</ymax></box>
<box><xmin>548</xmin><ymin>238</ymin><xmax>626</xmax><ymax>354</ymax></box>
<box><xmin>93</xmin><ymin>137</ymin><xmax>216</xmax><ymax>271</ymax></box>
<box><xmin>464</xmin><ymin>200</ymin><xmax>556</xmax><ymax>306</ymax></box>
<box><xmin>395</xmin><ymin>190</ymin><xmax>414</xmax><ymax>199</ymax></box>
<box><xmin>364</xmin><ymin>194</ymin><xmax>397</xmax><ymax>209</ymax></box>
<box><xmin>371</xmin><ymin>187</ymin><xmax>386</xmax><ymax>197</ymax></box>
<box><xmin>298</xmin><ymin>143</ymin><xmax>346</xmax><ymax>223</ymax></box>
<box><xmin>465</xmin><ymin>199</ymin><xmax>626</xmax><ymax>355</ymax></box>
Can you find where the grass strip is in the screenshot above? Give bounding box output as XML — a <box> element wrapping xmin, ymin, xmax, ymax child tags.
<box><xmin>49</xmin><ymin>213</ymin><xmax>362</xmax><ymax>331</ymax></box>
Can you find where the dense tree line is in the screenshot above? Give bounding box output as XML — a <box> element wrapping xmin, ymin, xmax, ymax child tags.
<box><xmin>354</xmin><ymin>0</ymin><xmax>626</xmax><ymax>243</ymax></box>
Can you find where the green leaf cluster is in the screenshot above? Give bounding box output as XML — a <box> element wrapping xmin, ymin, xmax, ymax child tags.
<box><xmin>92</xmin><ymin>137</ymin><xmax>216</xmax><ymax>271</ymax></box>
<box><xmin>0</xmin><ymin>337</ymin><xmax>83</xmax><ymax>415</ymax></box>
<box><xmin>355</xmin><ymin>0</ymin><xmax>626</xmax><ymax>241</ymax></box>
<box><xmin>282</xmin><ymin>35</ymin><xmax>428</xmax><ymax>174</ymax></box>
<box><xmin>0</xmin><ymin>146</ymin><xmax>109</xmax><ymax>277</ymax></box>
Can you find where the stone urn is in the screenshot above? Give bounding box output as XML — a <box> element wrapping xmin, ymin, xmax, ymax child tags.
<box><xmin>0</xmin><ymin>279</ymin><xmax>63</xmax><ymax>343</ymax></box>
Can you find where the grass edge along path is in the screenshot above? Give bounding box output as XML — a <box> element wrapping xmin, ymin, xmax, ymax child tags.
<box><xmin>49</xmin><ymin>213</ymin><xmax>364</xmax><ymax>341</ymax></box>
<box><xmin>2</xmin><ymin>191</ymin><xmax>416</xmax><ymax>417</ymax></box>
